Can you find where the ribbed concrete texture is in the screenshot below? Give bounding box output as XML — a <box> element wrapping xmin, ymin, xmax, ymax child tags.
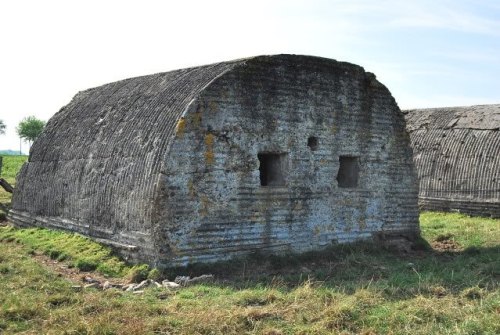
<box><xmin>404</xmin><ymin>104</ymin><xmax>500</xmax><ymax>218</ymax></box>
<box><xmin>10</xmin><ymin>55</ymin><xmax>419</xmax><ymax>266</ymax></box>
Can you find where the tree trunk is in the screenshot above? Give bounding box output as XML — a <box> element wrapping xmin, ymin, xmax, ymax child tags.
<box><xmin>0</xmin><ymin>178</ymin><xmax>14</xmax><ymax>193</ymax></box>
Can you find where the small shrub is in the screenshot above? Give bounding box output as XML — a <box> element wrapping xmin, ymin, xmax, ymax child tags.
<box><xmin>56</xmin><ymin>252</ymin><xmax>69</xmax><ymax>261</ymax></box>
<box><xmin>127</xmin><ymin>264</ymin><xmax>149</xmax><ymax>283</ymax></box>
<box><xmin>75</xmin><ymin>258</ymin><xmax>98</xmax><ymax>272</ymax></box>
<box><xmin>46</xmin><ymin>249</ymin><xmax>61</xmax><ymax>260</ymax></box>
<box><xmin>94</xmin><ymin>257</ymin><xmax>127</xmax><ymax>277</ymax></box>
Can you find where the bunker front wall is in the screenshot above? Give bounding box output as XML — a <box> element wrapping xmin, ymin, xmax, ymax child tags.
<box><xmin>158</xmin><ymin>57</ymin><xmax>419</xmax><ymax>266</ymax></box>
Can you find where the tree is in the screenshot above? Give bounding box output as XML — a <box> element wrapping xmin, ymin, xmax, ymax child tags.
<box><xmin>16</xmin><ymin>116</ymin><xmax>46</xmax><ymax>145</ymax></box>
<box><xmin>0</xmin><ymin>120</ymin><xmax>5</xmax><ymax>135</ymax></box>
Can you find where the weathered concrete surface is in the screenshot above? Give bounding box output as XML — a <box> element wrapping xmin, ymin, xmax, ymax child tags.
<box><xmin>10</xmin><ymin>55</ymin><xmax>419</xmax><ymax>266</ymax></box>
<box><xmin>404</xmin><ymin>104</ymin><xmax>500</xmax><ymax>218</ymax></box>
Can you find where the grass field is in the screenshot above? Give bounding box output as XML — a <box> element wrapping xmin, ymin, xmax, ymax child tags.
<box><xmin>0</xmin><ymin>155</ymin><xmax>27</xmax><ymax>214</ymax></box>
<box><xmin>0</xmin><ymin>212</ymin><xmax>498</xmax><ymax>334</ymax></box>
<box><xmin>0</xmin><ymin>155</ymin><xmax>27</xmax><ymax>185</ymax></box>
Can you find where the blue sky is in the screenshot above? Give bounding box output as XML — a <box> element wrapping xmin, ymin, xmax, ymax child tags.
<box><xmin>0</xmin><ymin>0</ymin><xmax>499</xmax><ymax>152</ymax></box>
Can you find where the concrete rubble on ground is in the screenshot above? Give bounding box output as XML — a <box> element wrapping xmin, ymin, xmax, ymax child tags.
<box><xmin>74</xmin><ymin>274</ymin><xmax>214</xmax><ymax>294</ymax></box>
<box><xmin>174</xmin><ymin>274</ymin><xmax>214</xmax><ymax>286</ymax></box>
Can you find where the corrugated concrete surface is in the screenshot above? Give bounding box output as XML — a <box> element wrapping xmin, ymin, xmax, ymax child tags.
<box><xmin>404</xmin><ymin>104</ymin><xmax>500</xmax><ymax>218</ymax></box>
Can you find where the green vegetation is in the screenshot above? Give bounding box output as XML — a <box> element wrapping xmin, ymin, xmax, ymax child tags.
<box><xmin>0</xmin><ymin>226</ymin><xmax>137</xmax><ymax>277</ymax></box>
<box><xmin>0</xmin><ymin>155</ymin><xmax>27</xmax><ymax>218</ymax></box>
<box><xmin>0</xmin><ymin>155</ymin><xmax>27</xmax><ymax>184</ymax></box>
<box><xmin>0</xmin><ymin>212</ymin><xmax>498</xmax><ymax>334</ymax></box>
<box><xmin>421</xmin><ymin>211</ymin><xmax>498</xmax><ymax>248</ymax></box>
<box><xmin>16</xmin><ymin>116</ymin><xmax>46</xmax><ymax>145</ymax></box>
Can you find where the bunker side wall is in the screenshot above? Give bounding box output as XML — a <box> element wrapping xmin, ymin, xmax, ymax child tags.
<box><xmin>9</xmin><ymin>62</ymin><xmax>239</xmax><ymax>263</ymax></box>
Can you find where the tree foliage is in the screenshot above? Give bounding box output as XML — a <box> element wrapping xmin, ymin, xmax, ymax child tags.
<box><xmin>0</xmin><ymin>120</ymin><xmax>5</xmax><ymax>135</ymax></box>
<box><xmin>16</xmin><ymin>116</ymin><xmax>46</xmax><ymax>144</ymax></box>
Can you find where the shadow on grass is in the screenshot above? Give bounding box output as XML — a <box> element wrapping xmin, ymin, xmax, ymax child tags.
<box><xmin>160</xmin><ymin>240</ymin><xmax>500</xmax><ymax>296</ymax></box>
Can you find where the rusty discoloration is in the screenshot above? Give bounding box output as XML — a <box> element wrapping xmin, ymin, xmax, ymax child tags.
<box><xmin>204</xmin><ymin>133</ymin><xmax>215</xmax><ymax>165</ymax></box>
<box><xmin>175</xmin><ymin>117</ymin><xmax>186</xmax><ymax>137</ymax></box>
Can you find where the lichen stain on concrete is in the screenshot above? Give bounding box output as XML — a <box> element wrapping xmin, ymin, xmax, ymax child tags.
<box><xmin>204</xmin><ymin>133</ymin><xmax>215</xmax><ymax>165</ymax></box>
<box><xmin>175</xmin><ymin>117</ymin><xmax>186</xmax><ymax>137</ymax></box>
<box><xmin>191</xmin><ymin>111</ymin><xmax>202</xmax><ymax>128</ymax></box>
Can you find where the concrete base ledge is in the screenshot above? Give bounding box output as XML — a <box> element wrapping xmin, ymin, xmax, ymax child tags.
<box><xmin>419</xmin><ymin>197</ymin><xmax>500</xmax><ymax>218</ymax></box>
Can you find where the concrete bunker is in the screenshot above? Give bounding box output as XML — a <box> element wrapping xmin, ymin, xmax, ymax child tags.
<box><xmin>404</xmin><ymin>104</ymin><xmax>500</xmax><ymax>218</ymax></box>
<box><xmin>10</xmin><ymin>54</ymin><xmax>419</xmax><ymax>266</ymax></box>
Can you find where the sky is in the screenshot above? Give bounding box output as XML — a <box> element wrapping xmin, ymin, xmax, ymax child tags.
<box><xmin>0</xmin><ymin>0</ymin><xmax>499</xmax><ymax>152</ymax></box>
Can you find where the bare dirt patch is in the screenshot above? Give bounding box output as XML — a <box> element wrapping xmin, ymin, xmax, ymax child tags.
<box><xmin>431</xmin><ymin>234</ymin><xmax>462</xmax><ymax>252</ymax></box>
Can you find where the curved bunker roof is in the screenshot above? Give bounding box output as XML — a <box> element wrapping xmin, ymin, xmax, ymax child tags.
<box><xmin>11</xmin><ymin>55</ymin><xmax>420</xmax><ymax>265</ymax></box>
<box><xmin>404</xmin><ymin>104</ymin><xmax>500</xmax><ymax>217</ymax></box>
<box><xmin>12</xmin><ymin>59</ymin><xmax>241</xmax><ymax>250</ymax></box>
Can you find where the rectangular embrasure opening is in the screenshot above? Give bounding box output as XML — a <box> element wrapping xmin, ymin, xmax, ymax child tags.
<box><xmin>307</xmin><ymin>136</ymin><xmax>319</xmax><ymax>151</ymax></box>
<box><xmin>258</xmin><ymin>153</ymin><xmax>286</xmax><ymax>186</ymax></box>
<box><xmin>337</xmin><ymin>156</ymin><xmax>359</xmax><ymax>188</ymax></box>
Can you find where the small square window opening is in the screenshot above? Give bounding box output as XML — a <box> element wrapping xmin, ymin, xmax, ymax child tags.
<box><xmin>307</xmin><ymin>136</ymin><xmax>318</xmax><ymax>151</ymax></box>
<box><xmin>337</xmin><ymin>156</ymin><xmax>359</xmax><ymax>188</ymax></box>
<box><xmin>258</xmin><ymin>153</ymin><xmax>286</xmax><ymax>186</ymax></box>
